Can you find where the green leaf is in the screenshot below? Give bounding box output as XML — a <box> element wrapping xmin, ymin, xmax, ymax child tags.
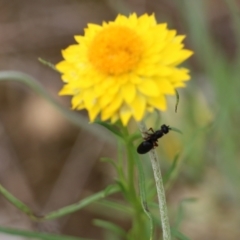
<box><xmin>127</xmin><ymin>132</ymin><xmax>142</xmax><ymax>143</ymax></box>
<box><xmin>116</xmin><ymin>139</ymin><xmax>127</xmax><ymax>187</ymax></box>
<box><xmin>44</xmin><ymin>184</ymin><xmax>120</xmax><ymax>220</ymax></box>
<box><xmin>100</xmin><ymin>157</ymin><xmax>118</xmax><ymax>171</ymax></box>
<box><xmin>170</xmin><ymin>127</ymin><xmax>183</xmax><ymax>134</ymax></box>
<box><xmin>163</xmin><ymin>154</ymin><xmax>179</xmax><ymax>184</ymax></box>
<box><xmin>93</xmin><ymin>219</ymin><xmax>127</xmax><ymax>238</ymax></box>
<box><xmin>94</xmin><ymin>120</ymin><xmax>124</xmax><ymax>139</ymax></box>
<box><xmin>0</xmin><ymin>183</ymin><xmax>120</xmax><ymax>221</ymax></box>
<box><xmin>133</xmin><ymin>150</ymin><xmax>154</xmax><ymax>240</ymax></box>
<box><xmin>114</xmin><ymin>180</ymin><xmax>127</xmax><ymax>195</ymax></box>
<box><xmin>171</xmin><ymin>228</ymin><xmax>191</xmax><ymax>240</ymax></box>
<box><xmin>143</xmin><ymin>179</ymin><xmax>156</xmax><ymax>198</ymax></box>
<box><xmin>38</xmin><ymin>58</ymin><xmax>59</xmax><ymax>72</ymax></box>
<box><xmin>0</xmin><ymin>226</ymin><xmax>90</xmax><ymax>240</ymax></box>
<box><xmin>175</xmin><ymin>90</ymin><xmax>180</xmax><ymax>113</ymax></box>
<box><xmin>99</xmin><ymin>199</ymin><xmax>132</xmax><ymax>215</ymax></box>
<box><xmin>0</xmin><ymin>184</ymin><xmax>36</xmax><ymax>220</ymax></box>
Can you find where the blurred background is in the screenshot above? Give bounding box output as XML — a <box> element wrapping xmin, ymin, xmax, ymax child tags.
<box><xmin>0</xmin><ymin>0</ymin><xmax>240</xmax><ymax>239</ymax></box>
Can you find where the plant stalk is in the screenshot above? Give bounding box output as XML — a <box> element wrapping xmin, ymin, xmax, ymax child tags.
<box><xmin>138</xmin><ymin>121</ymin><xmax>171</xmax><ymax>240</ymax></box>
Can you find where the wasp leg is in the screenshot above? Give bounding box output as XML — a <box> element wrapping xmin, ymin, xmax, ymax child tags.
<box><xmin>143</xmin><ymin>128</ymin><xmax>155</xmax><ymax>140</ymax></box>
<box><xmin>143</xmin><ymin>128</ymin><xmax>155</xmax><ymax>136</ymax></box>
<box><xmin>143</xmin><ymin>133</ymin><xmax>152</xmax><ymax>140</ymax></box>
<box><xmin>148</xmin><ymin>128</ymin><xmax>155</xmax><ymax>133</ymax></box>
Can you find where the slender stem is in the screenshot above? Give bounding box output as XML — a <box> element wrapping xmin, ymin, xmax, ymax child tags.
<box><xmin>122</xmin><ymin>126</ymin><xmax>145</xmax><ymax>239</ymax></box>
<box><xmin>127</xmin><ymin>145</ymin><xmax>136</xmax><ymax>199</ymax></box>
<box><xmin>138</xmin><ymin>122</ymin><xmax>171</xmax><ymax>240</ymax></box>
<box><xmin>122</xmin><ymin>126</ymin><xmax>136</xmax><ymax>199</ymax></box>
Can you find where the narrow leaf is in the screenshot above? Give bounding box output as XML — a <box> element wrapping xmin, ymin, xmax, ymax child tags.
<box><xmin>163</xmin><ymin>154</ymin><xmax>179</xmax><ymax>184</ymax></box>
<box><xmin>127</xmin><ymin>132</ymin><xmax>142</xmax><ymax>143</ymax></box>
<box><xmin>0</xmin><ymin>184</ymin><xmax>36</xmax><ymax>220</ymax></box>
<box><xmin>93</xmin><ymin>219</ymin><xmax>127</xmax><ymax>238</ymax></box>
<box><xmin>38</xmin><ymin>58</ymin><xmax>59</xmax><ymax>72</ymax></box>
<box><xmin>175</xmin><ymin>90</ymin><xmax>180</xmax><ymax>113</ymax></box>
<box><xmin>99</xmin><ymin>199</ymin><xmax>132</xmax><ymax>214</ymax></box>
<box><xmin>94</xmin><ymin>120</ymin><xmax>124</xmax><ymax>139</ymax></box>
<box><xmin>171</xmin><ymin>228</ymin><xmax>190</xmax><ymax>240</ymax></box>
<box><xmin>100</xmin><ymin>157</ymin><xmax>118</xmax><ymax>171</ymax></box>
<box><xmin>44</xmin><ymin>185</ymin><xmax>120</xmax><ymax>220</ymax></box>
<box><xmin>0</xmin><ymin>183</ymin><xmax>119</xmax><ymax>221</ymax></box>
<box><xmin>170</xmin><ymin>127</ymin><xmax>183</xmax><ymax>134</ymax></box>
<box><xmin>0</xmin><ymin>226</ymin><xmax>90</xmax><ymax>240</ymax></box>
<box><xmin>133</xmin><ymin>149</ymin><xmax>154</xmax><ymax>240</ymax></box>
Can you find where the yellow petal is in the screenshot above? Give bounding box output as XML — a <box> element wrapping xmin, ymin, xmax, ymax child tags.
<box><xmin>173</xmin><ymin>82</ymin><xmax>185</xmax><ymax>88</ymax></box>
<box><xmin>121</xmin><ymin>82</ymin><xmax>136</xmax><ymax>104</ymax></box>
<box><xmin>137</xmin><ymin>79</ymin><xmax>160</xmax><ymax>97</ymax></box>
<box><xmin>101</xmin><ymin>95</ymin><xmax>123</xmax><ymax>120</ymax></box>
<box><xmin>71</xmin><ymin>94</ymin><xmax>84</xmax><ymax>109</ymax></box>
<box><xmin>169</xmin><ymin>68</ymin><xmax>191</xmax><ymax>82</ymax></box>
<box><xmin>131</xmin><ymin>93</ymin><xmax>146</xmax><ymax>121</ymax></box>
<box><xmin>93</xmin><ymin>76</ymin><xmax>114</xmax><ymax>96</ymax></box>
<box><xmin>56</xmin><ymin>61</ymin><xmax>75</xmax><ymax>76</ymax></box>
<box><xmin>173</xmin><ymin>35</ymin><xmax>186</xmax><ymax>44</ymax></box>
<box><xmin>120</xmin><ymin>105</ymin><xmax>132</xmax><ymax>126</ymax></box>
<box><xmin>74</xmin><ymin>76</ymin><xmax>95</xmax><ymax>89</ymax></box>
<box><xmin>88</xmin><ymin>104</ymin><xmax>101</xmax><ymax>122</ymax></box>
<box><xmin>62</xmin><ymin>45</ymin><xmax>82</xmax><ymax>62</ymax></box>
<box><xmin>157</xmin><ymin>79</ymin><xmax>175</xmax><ymax>94</ymax></box>
<box><xmin>59</xmin><ymin>84</ymin><xmax>75</xmax><ymax>95</ymax></box>
<box><xmin>83</xmin><ymin>89</ymin><xmax>97</xmax><ymax>109</ymax></box>
<box><xmin>148</xmin><ymin>95</ymin><xmax>167</xmax><ymax>111</ymax></box>
<box><xmin>98</xmin><ymin>94</ymin><xmax>114</xmax><ymax>108</ymax></box>
<box><xmin>110</xmin><ymin>113</ymin><xmax>119</xmax><ymax>124</ymax></box>
<box><xmin>169</xmin><ymin>50</ymin><xmax>194</xmax><ymax>66</ymax></box>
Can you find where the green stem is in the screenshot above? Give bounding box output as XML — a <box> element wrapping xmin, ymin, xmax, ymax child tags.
<box><xmin>121</xmin><ymin>126</ymin><xmax>136</xmax><ymax>200</ymax></box>
<box><xmin>0</xmin><ymin>183</ymin><xmax>120</xmax><ymax>221</ymax></box>
<box><xmin>117</xmin><ymin>140</ymin><xmax>127</xmax><ymax>187</ymax></box>
<box><xmin>138</xmin><ymin>122</ymin><xmax>171</xmax><ymax>240</ymax></box>
<box><xmin>127</xmin><ymin>145</ymin><xmax>145</xmax><ymax>239</ymax></box>
<box><xmin>127</xmin><ymin>144</ymin><xmax>136</xmax><ymax>200</ymax></box>
<box><xmin>122</xmin><ymin>126</ymin><xmax>145</xmax><ymax>239</ymax></box>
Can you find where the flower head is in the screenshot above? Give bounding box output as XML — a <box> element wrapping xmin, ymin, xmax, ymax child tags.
<box><xmin>56</xmin><ymin>13</ymin><xmax>193</xmax><ymax>125</ymax></box>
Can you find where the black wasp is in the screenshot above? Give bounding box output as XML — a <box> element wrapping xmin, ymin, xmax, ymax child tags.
<box><xmin>137</xmin><ymin>124</ymin><xmax>171</xmax><ymax>154</ymax></box>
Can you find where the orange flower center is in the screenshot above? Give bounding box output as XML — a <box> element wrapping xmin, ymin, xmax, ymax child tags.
<box><xmin>88</xmin><ymin>26</ymin><xmax>143</xmax><ymax>75</ymax></box>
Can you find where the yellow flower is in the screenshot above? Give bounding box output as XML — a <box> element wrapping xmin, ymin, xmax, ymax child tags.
<box><xmin>56</xmin><ymin>13</ymin><xmax>193</xmax><ymax>125</ymax></box>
